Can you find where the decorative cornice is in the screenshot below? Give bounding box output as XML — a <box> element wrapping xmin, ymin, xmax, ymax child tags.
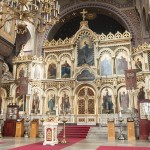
<box><xmin>43</xmin><ymin>30</ymin><xmax>131</xmax><ymax>48</ymax></box>
<box><xmin>132</xmin><ymin>42</ymin><xmax>150</xmax><ymax>54</ymax></box>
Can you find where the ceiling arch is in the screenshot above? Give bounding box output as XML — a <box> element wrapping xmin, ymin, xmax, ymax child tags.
<box><xmin>45</xmin><ymin>2</ymin><xmax>137</xmax><ymax>46</ymax></box>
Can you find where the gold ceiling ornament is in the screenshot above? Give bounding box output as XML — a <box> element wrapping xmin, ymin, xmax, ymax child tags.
<box><xmin>0</xmin><ymin>0</ymin><xmax>60</xmax><ymax>34</ymax></box>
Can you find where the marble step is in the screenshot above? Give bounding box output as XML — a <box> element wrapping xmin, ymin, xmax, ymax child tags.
<box><xmin>86</xmin><ymin>126</ymin><xmax>121</xmax><ymax>140</ymax></box>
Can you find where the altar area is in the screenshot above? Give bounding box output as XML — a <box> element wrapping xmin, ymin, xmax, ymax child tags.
<box><xmin>1</xmin><ymin>18</ymin><xmax>150</xmax><ymax>140</ymax></box>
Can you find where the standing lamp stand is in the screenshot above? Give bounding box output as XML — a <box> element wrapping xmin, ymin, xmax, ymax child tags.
<box><xmin>61</xmin><ymin>113</ymin><xmax>68</xmax><ymax>144</ymax></box>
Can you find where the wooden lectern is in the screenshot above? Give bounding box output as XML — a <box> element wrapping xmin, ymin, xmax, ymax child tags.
<box><xmin>127</xmin><ymin>117</ymin><xmax>135</xmax><ymax>141</ymax></box>
<box><xmin>3</xmin><ymin>104</ymin><xmax>19</xmax><ymax>137</ymax></box>
<box><xmin>43</xmin><ymin>116</ymin><xmax>59</xmax><ymax>146</ymax></box>
<box><xmin>138</xmin><ymin>99</ymin><xmax>150</xmax><ymax>140</ymax></box>
<box><xmin>107</xmin><ymin>120</ymin><xmax>115</xmax><ymax>141</ymax></box>
<box><xmin>15</xmin><ymin>119</ymin><xmax>24</xmax><ymax>137</ymax></box>
<box><xmin>30</xmin><ymin>119</ymin><xmax>39</xmax><ymax>138</ymax></box>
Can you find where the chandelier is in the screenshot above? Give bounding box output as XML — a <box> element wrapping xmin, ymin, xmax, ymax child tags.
<box><xmin>0</xmin><ymin>0</ymin><xmax>60</xmax><ymax>34</ymax></box>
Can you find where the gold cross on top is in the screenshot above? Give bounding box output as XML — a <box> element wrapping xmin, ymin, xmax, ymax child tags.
<box><xmin>80</xmin><ymin>9</ymin><xmax>87</xmax><ymax>21</ymax></box>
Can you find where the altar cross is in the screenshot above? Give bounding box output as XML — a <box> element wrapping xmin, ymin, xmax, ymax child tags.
<box><xmin>80</xmin><ymin>9</ymin><xmax>87</xmax><ymax>21</ymax></box>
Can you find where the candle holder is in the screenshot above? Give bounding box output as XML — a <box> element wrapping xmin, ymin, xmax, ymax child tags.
<box><xmin>118</xmin><ymin>117</ymin><xmax>125</xmax><ymax>140</ymax></box>
<box><xmin>0</xmin><ymin>115</ymin><xmax>3</xmax><ymax>138</ymax></box>
<box><xmin>24</xmin><ymin>116</ymin><xmax>30</xmax><ymax>138</ymax></box>
<box><xmin>61</xmin><ymin>113</ymin><xmax>68</xmax><ymax>144</ymax></box>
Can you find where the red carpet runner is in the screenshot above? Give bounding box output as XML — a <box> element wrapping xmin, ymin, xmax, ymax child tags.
<box><xmin>10</xmin><ymin>138</ymin><xmax>84</xmax><ymax>150</ymax></box>
<box><xmin>10</xmin><ymin>126</ymin><xmax>90</xmax><ymax>150</ymax></box>
<box><xmin>97</xmin><ymin>146</ymin><xmax>150</xmax><ymax>150</ymax></box>
<box><xmin>58</xmin><ymin>125</ymin><xmax>90</xmax><ymax>138</ymax></box>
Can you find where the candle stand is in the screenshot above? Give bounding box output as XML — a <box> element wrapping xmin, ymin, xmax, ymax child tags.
<box><xmin>39</xmin><ymin>118</ymin><xmax>45</xmax><ymax>138</ymax></box>
<box><xmin>118</xmin><ymin>118</ymin><xmax>125</xmax><ymax>140</ymax></box>
<box><xmin>61</xmin><ymin>116</ymin><xmax>68</xmax><ymax>144</ymax></box>
<box><xmin>24</xmin><ymin>116</ymin><xmax>30</xmax><ymax>138</ymax></box>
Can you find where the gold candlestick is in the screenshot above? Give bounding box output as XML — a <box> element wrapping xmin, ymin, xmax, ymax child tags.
<box><xmin>61</xmin><ymin>113</ymin><xmax>68</xmax><ymax>144</ymax></box>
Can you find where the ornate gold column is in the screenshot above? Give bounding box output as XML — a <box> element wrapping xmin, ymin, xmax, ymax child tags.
<box><xmin>98</xmin><ymin>95</ymin><xmax>101</xmax><ymax>113</ymax></box>
<box><xmin>71</xmin><ymin>59</ymin><xmax>75</xmax><ymax>77</ymax></box>
<box><xmin>114</xmin><ymin>95</ymin><xmax>118</xmax><ymax>113</ymax></box>
<box><xmin>42</xmin><ymin>95</ymin><xmax>45</xmax><ymax>115</ymax></box>
<box><xmin>143</xmin><ymin>52</ymin><xmax>149</xmax><ymax>71</ymax></box>
<box><xmin>55</xmin><ymin>96</ymin><xmax>60</xmax><ymax>115</ymax></box>
<box><xmin>13</xmin><ymin>63</ymin><xmax>17</xmax><ymax>79</ymax></box>
<box><xmin>112</xmin><ymin>57</ymin><xmax>116</xmax><ymax>74</ymax></box>
<box><xmin>71</xmin><ymin>96</ymin><xmax>74</xmax><ymax>114</ymax></box>
<box><xmin>55</xmin><ymin>96</ymin><xmax>59</xmax><ymax>105</ymax></box>
<box><xmin>28</xmin><ymin>63</ymin><xmax>32</xmax><ymax>79</ymax></box>
<box><xmin>57</xmin><ymin>61</ymin><xmax>60</xmax><ymax>79</ymax></box>
<box><xmin>43</xmin><ymin>61</ymin><xmax>47</xmax><ymax>79</ymax></box>
<box><xmin>96</xmin><ymin>58</ymin><xmax>100</xmax><ymax>75</ymax></box>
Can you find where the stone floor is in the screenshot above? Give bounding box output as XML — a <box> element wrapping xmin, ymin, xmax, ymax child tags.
<box><xmin>0</xmin><ymin>137</ymin><xmax>150</xmax><ymax>150</ymax></box>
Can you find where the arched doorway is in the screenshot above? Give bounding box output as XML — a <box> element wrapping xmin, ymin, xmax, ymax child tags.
<box><xmin>77</xmin><ymin>85</ymin><xmax>96</xmax><ymax>125</ymax></box>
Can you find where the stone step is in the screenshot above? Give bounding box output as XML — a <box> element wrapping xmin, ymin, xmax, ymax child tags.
<box><xmin>86</xmin><ymin>126</ymin><xmax>121</xmax><ymax>140</ymax></box>
<box><xmin>86</xmin><ymin>127</ymin><xmax>106</xmax><ymax>139</ymax></box>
